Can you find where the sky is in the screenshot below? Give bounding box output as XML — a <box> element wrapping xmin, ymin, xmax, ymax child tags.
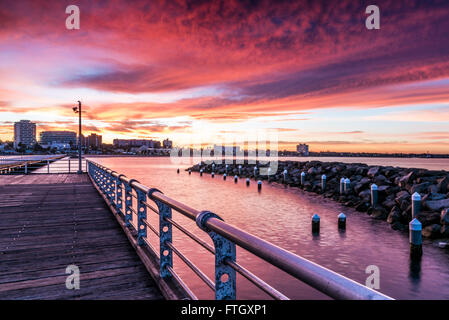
<box><xmin>1</xmin><ymin>0</ymin><xmax>449</xmax><ymax>153</ymax></box>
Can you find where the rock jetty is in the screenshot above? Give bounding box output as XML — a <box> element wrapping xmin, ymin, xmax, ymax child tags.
<box><xmin>188</xmin><ymin>160</ymin><xmax>449</xmax><ymax>239</ymax></box>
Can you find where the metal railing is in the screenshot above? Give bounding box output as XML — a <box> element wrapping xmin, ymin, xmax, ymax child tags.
<box><xmin>0</xmin><ymin>156</ymin><xmax>87</xmax><ymax>174</ymax></box>
<box><xmin>87</xmin><ymin>160</ymin><xmax>393</xmax><ymax>300</ymax></box>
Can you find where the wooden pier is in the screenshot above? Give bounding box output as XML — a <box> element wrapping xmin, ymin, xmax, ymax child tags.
<box><xmin>0</xmin><ymin>174</ymin><xmax>164</xmax><ymax>300</ymax></box>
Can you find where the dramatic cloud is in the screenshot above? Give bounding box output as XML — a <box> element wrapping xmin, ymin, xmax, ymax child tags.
<box><xmin>1</xmin><ymin>0</ymin><xmax>449</xmax><ymax>152</ymax></box>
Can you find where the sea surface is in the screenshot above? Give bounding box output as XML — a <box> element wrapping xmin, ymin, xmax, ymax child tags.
<box><xmin>89</xmin><ymin>156</ymin><xmax>449</xmax><ymax>300</ymax></box>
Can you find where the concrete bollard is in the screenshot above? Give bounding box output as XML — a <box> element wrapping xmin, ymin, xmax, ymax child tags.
<box><xmin>371</xmin><ymin>184</ymin><xmax>378</xmax><ymax>206</ymax></box>
<box><xmin>338</xmin><ymin>212</ymin><xmax>346</xmax><ymax>229</ymax></box>
<box><xmin>223</xmin><ymin>173</ymin><xmax>227</xmax><ymax>180</ymax></box>
<box><xmin>238</xmin><ymin>165</ymin><xmax>242</xmax><ymax>175</ymax></box>
<box><xmin>225</xmin><ymin>164</ymin><xmax>228</xmax><ymax>173</ymax></box>
<box><xmin>300</xmin><ymin>172</ymin><xmax>306</xmax><ymax>185</ymax></box>
<box><xmin>177</xmin><ymin>168</ymin><xmax>180</xmax><ymax>174</ymax></box>
<box><xmin>312</xmin><ymin>214</ymin><xmax>320</xmax><ymax>233</ymax></box>
<box><xmin>283</xmin><ymin>169</ymin><xmax>288</xmax><ymax>181</ymax></box>
<box><xmin>234</xmin><ymin>175</ymin><xmax>238</xmax><ymax>183</ymax></box>
<box><xmin>340</xmin><ymin>178</ymin><xmax>345</xmax><ymax>194</ymax></box>
<box><xmin>212</xmin><ymin>172</ymin><xmax>215</xmax><ymax>178</ymax></box>
<box><xmin>412</xmin><ymin>192</ymin><xmax>421</xmax><ymax>218</ymax></box>
<box><xmin>189</xmin><ymin>169</ymin><xmax>191</xmax><ymax>175</ymax></box>
<box><xmin>246</xmin><ymin>178</ymin><xmax>250</xmax><ymax>186</ymax></box>
<box><xmin>254</xmin><ymin>166</ymin><xmax>258</xmax><ymax>177</ymax></box>
<box><xmin>321</xmin><ymin>174</ymin><xmax>326</xmax><ymax>191</ymax></box>
<box><xmin>409</xmin><ymin>218</ymin><xmax>423</xmax><ymax>258</ymax></box>
<box><xmin>200</xmin><ymin>169</ymin><xmax>203</xmax><ymax>176</ymax></box>
<box><xmin>257</xmin><ymin>180</ymin><xmax>262</xmax><ymax>191</ymax></box>
<box><xmin>344</xmin><ymin>178</ymin><xmax>351</xmax><ymax>194</ymax></box>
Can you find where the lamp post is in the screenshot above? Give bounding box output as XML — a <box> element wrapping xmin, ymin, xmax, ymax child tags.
<box><xmin>72</xmin><ymin>101</ymin><xmax>82</xmax><ymax>174</ymax></box>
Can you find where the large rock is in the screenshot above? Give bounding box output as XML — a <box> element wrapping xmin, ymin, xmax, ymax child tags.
<box><xmin>417</xmin><ymin>211</ymin><xmax>441</xmax><ymax>227</ymax></box>
<box><xmin>367</xmin><ymin>166</ymin><xmax>380</xmax><ymax>177</ymax></box>
<box><xmin>391</xmin><ymin>221</ymin><xmax>407</xmax><ymax>231</ymax></box>
<box><xmin>368</xmin><ymin>206</ymin><xmax>388</xmax><ymax>220</ymax></box>
<box><xmin>441</xmin><ymin>208</ymin><xmax>449</xmax><ymax>225</ymax></box>
<box><xmin>395</xmin><ymin>190</ymin><xmax>410</xmax><ymax>205</ymax></box>
<box><xmin>358</xmin><ymin>189</ymin><xmax>371</xmax><ymax>200</ymax></box>
<box><xmin>428</xmin><ymin>193</ymin><xmax>446</xmax><ymax>200</ymax></box>
<box><xmin>422</xmin><ymin>224</ymin><xmax>441</xmax><ymax>238</ymax></box>
<box><xmin>437</xmin><ymin>176</ymin><xmax>449</xmax><ymax>194</ymax></box>
<box><xmin>425</xmin><ymin>199</ymin><xmax>449</xmax><ymax>212</ymax></box>
<box><xmin>387</xmin><ymin>206</ymin><xmax>403</xmax><ymax>224</ymax></box>
<box><xmin>399</xmin><ymin>171</ymin><xmax>416</xmax><ymax>187</ymax></box>
<box><xmin>307</xmin><ymin>167</ymin><xmax>317</xmax><ymax>175</ymax></box>
<box><xmin>410</xmin><ymin>182</ymin><xmax>430</xmax><ymax>195</ymax></box>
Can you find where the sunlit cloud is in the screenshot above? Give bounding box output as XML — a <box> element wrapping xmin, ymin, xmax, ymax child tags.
<box><xmin>0</xmin><ymin>0</ymin><xmax>449</xmax><ymax>153</ymax></box>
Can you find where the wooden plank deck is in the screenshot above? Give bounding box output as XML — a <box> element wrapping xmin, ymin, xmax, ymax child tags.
<box><xmin>0</xmin><ymin>174</ymin><xmax>164</xmax><ymax>300</ymax></box>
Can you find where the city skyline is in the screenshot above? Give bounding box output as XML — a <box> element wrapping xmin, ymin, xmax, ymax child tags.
<box><xmin>1</xmin><ymin>1</ymin><xmax>449</xmax><ymax>153</ymax></box>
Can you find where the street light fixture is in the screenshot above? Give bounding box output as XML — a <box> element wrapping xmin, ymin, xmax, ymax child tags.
<box><xmin>72</xmin><ymin>100</ymin><xmax>82</xmax><ymax>174</ymax></box>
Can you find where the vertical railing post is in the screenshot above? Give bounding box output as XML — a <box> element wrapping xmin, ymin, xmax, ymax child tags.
<box><xmin>136</xmin><ymin>188</ymin><xmax>147</xmax><ymax>246</ymax></box>
<box><xmin>196</xmin><ymin>211</ymin><xmax>236</xmax><ymax>300</ymax></box>
<box><xmin>124</xmin><ymin>181</ymin><xmax>133</xmax><ymax>227</ymax></box>
<box><xmin>109</xmin><ymin>172</ymin><xmax>117</xmax><ymax>207</ymax></box>
<box><xmin>116</xmin><ymin>175</ymin><xmax>124</xmax><ymax>216</ymax></box>
<box><xmin>25</xmin><ymin>161</ymin><xmax>27</xmax><ymax>174</ymax></box>
<box><xmin>68</xmin><ymin>158</ymin><xmax>71</xmax><ymax>173</ymax></box>
<box><xmin>149</xmin><ymin>188</ymin><xmax>173</xmax><ymax>279</ymax></box>
<box><xmin>47</xmin><ymin>160</ymin><xmax>50</xmax><ymax>173</ymax></box>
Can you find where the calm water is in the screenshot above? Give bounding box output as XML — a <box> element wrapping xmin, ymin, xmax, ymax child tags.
<box><xmin>90</xmin><ymin>156</ymin><xmax>449</xmax><ymax>300</ymax></box>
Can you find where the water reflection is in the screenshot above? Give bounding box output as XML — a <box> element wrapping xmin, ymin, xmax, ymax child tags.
<box><xmin>90</xmin><ymin>157</ymin><xmax>449</xmax><ymax>299</ymax></box>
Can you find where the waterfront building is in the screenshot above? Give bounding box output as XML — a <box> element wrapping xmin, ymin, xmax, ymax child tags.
<box><xmin>113</xmin><ymin>139</ymin><xmax>162</xmax><ymax>149</ymax></box>
<box><xmin>14</xmin><ymin>120</ymin><xmax>36</xmax><ymax>148</ymax></box>
<box><xmin>39</xmin><ymin>131</ymin><xmax>77</xmax><ymax>146</ymax></box>
<box><xmin>296</xmin><ymin>143</ymin><xmax>310</xmax><ymax>156</ymax></box>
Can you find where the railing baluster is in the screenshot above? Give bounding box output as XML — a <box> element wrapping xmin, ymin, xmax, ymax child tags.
<box><xmin>136</xmin><ymin>188</ymin><xmax>147</xmax><ymax>246</ymax></box>
<box><xmin>116</xmin><ymin>175</ymin><xmax>123</xmax><ymax>216</ymax></box>
<box><xmin>149</xmin><ymin>188</ymin><xmax>173</xmax><ymax>279</ymax></box>
<box><xmin>196</xmin><ymin>211</ymin><xmax>236</xmax><ymax>300</ymax></box>
<box><xmin>124</xmin><ymin>181</ymin><xmax>133</xmax><ymax>227</ymax></box>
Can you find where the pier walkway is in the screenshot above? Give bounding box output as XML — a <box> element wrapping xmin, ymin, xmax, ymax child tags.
<box><xmin>0</xmin><ymin>174</ymin><xmax>164</xmax><ymax>300</ymax></box>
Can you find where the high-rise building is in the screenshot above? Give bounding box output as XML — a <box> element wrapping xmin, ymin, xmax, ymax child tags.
<box><xmin>163</xmin><ymin>138</ymin><xmax>173</xmax><ymax>149</ymax></box>
<box><xmin>39</xmin><ymin>131</ymin><xmax>77</xmax><ymax>146</ymax></box>
<box><xmin>296</xmin><ymin>143</ymin><xmax>309</xmax><ymax>156</ymax></box>
<box><xmin>81</xmin><ymin>133</ymin><xmax>103</xmax><ymax>148</ymax></box>
<box><xmin>14</xmin><ymin>120</ymin><xmax>36</xmax><ymax>148</ymax></box>
<box><xmin>87</xmin><ymin>133</ymin><xmax>102</xmax><ymax>148</ymax></box>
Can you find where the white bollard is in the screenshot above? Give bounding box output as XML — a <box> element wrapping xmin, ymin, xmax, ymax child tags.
<box><xmin>412</xmin><ymin>192</ymin><xmax>421</xmax><ymax>219</ymax></box>
<box><xmin>344</xmin><ymin>178</ymin><xmax>351</xmax><ymax>194</ymax></box>
<box><xmin>340</xmin><ymin>178</ymin><xmax>345</xmax><ymax>194</ymax></box>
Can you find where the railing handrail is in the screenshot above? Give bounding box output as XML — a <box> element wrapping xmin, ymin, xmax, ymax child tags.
<box><xmin>87</xmin><ymin>159</ymin><xmax>393</xmax><ymax>300</ymax></box>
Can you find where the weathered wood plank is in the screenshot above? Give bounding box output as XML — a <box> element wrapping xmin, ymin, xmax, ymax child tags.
<box><xmin>0</xmin><ymin>174</ymin><xmax>164</xmax><ymax>300</ymax></box>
